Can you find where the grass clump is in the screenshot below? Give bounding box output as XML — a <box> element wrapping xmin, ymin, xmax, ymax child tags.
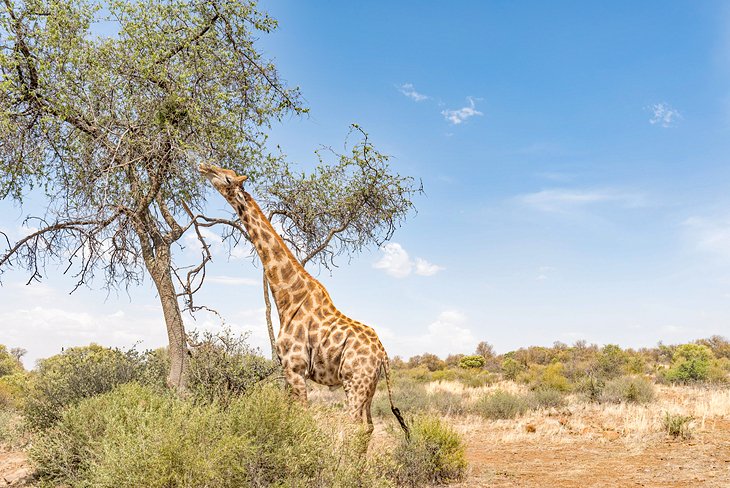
<box><xmin>663</xmin><ymin>412</ymin><xmax>693</xmax><ymax>439</ymax></box>
<box><xmin>474</xmin><ymin>390</ymin><xmax>529</xmax><ymax>420</ymax></box>
<box><xmin>389</xmin><ymin>415</ymin><xmax>467</xmax><ymax>486</ymax></box>
<box><xmin>600</xmin><ymin>376</ymin><xmax>655</xmax><ymax>404</ymax></box>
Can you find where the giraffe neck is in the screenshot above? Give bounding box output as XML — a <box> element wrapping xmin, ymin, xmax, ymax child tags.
<box><xmin>226</xmin><ymin>188</ymin><xmax>321</xmax><ymax>320</ymax></box>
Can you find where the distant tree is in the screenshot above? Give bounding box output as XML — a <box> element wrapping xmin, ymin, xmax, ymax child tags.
<box><xmin>665</xmin><ymin>344</ymin><xmax>714</xmax><ymax>383</ymax></box>
<box><xmin>459</xmin><ymin>355</ymin><xmax>485</xmax><ymax>369</ymax></box>
<box><xmin>9</xmin><ymin>347</ymin><xmax>26</xmax><ymax>363</ymax></box>
<box><xmin>389</xmin><ymin>356</ymin><xmax>406</xmax><ymax>369</ymax></box>
<box><xmin>475</xmin><ymin>341</ymin><xmax>495</xmax><ymax>360</ymax></box>
<box><xmin>419</xmin><ymin>353</ymin><xmax>446</xmax><ymax>372</ymax></box>
<box><xmin>595</xmin><ymin>344</ymin><xmax>627</xmax><ymax>379</ymax></box>
<box><xmin>696</xmin><ymin>336</ymin><xmax>730</xmax><ymax>360</ymax></box>
<box><xmin>445</xmin><ymin>354</ymin><xmax>464</xmax><ymax>368</ymax></box>
<box><xmin>501</xmin><ymin>357</ymin><xmax>523</xmax><ymax>381</ymax></box>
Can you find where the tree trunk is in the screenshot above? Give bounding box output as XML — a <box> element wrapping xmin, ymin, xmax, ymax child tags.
<box><xmin>146</xmin><ymin>244</ymin><xmax>189</xmax><ymax>393</ymax></box>
<box><xmin>263</xmin><ymin>273</ymin><xmax>280</xmax><ymax>364</ymax></box>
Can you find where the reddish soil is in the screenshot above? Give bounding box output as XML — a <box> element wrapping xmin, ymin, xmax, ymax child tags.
<box><xmin>0</xmin><ymin>451</ymin><xmax>30</xmax><ymax>487</ymax></box>
<box><xmin>456</xmin><ymin>419</ymin><xmax>730</xmax><ymax>487</ymax></box>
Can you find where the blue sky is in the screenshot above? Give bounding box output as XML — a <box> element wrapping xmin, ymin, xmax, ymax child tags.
<box><xmin>3</xmin><ymin>1</ymin><xmax>730</xmax><ymax>366</ymax></box>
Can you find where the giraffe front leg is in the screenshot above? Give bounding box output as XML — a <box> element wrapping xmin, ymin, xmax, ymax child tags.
<box><xmin>283</xmin><ymin>365</ymin><xmax>308</xmax><ymax>405</ymax></box>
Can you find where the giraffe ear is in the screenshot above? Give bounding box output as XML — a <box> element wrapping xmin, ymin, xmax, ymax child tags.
<box><xmin>233</xmin><ymin>174</ymin><xmax>248</xmax><ymax>186</ymax></box>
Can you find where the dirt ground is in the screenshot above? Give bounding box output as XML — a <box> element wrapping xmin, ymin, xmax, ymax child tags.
<box><xmin>0</xmin><ymin>451</ymin><xmax>30</xmax><ymax>487</ymax></box>
<box><xmin>450</xmin><ymin>418</ymin><xmax>730</xmax><ymax>488</ymax></box>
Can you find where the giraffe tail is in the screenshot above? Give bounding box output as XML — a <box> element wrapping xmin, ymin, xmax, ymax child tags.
<box><xmin>381</xmin><ymin>355</ymin><xmax>410</xmax><ymax>441</ymax></box>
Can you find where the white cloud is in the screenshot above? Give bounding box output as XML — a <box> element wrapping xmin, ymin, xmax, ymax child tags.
<box><xmin>373</xmin><ymin>243</ymin><xmax>444</xmax><ymax>278</ymax></box>
<box><xmin>206</xmin><ymin>275</ymin><xmax>258</xmax><ymax>286</ymax></box>
<box><xmin>380</xmin><ymin>310</ymin><xmax>476</xmax><ymax>358</ymax></box>
<box><xmin>398</xmin><ymin>83</ymin><xmax>429</xmax><ymax>102</ymax></box>
<box><xmin>648</xmin><ymin>102</ymin><xmax>681</xmax><ymax>128</ymax></box>
<box><xmin>441</xmin><ymin>97</ymin><xmax>483</xmax><ymax>125</ymax></box>
<box><xmin>517</xmin><ymin>188</ymin><xmax>646</xmax><ymax>213</ymax></box>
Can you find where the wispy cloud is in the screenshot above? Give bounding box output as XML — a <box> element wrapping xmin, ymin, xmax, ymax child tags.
<box><xmin>683</xmin><ymin>216</ymin><xmax>730</xmax><ymax>260</ymax></box>
<box><xmin>441</xmin><ymin>97</ymin><xmax>483</xmax><ymax>125</ymax></box>
<box><xmin>398</xmin><ymin>83</ymin><xmax>429</xmax><ymax>102</ymax></box>
<box><xmin>517</xmin><ymin>188</ymin><xmax>647</xmax><ymax>213</ymax></box>
<box><xmin>648</xmin><ymin>102</ymin><xmax>681</xmax><ymax>128</ymax></box>
<box><xmin>373</xmin><ymin>243</ymin><xmax>444</xmax><ymax>278</ymax></box>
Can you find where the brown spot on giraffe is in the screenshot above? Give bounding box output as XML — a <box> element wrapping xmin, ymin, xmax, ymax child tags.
<box><xmin>199</xmin><ymin>163</ymin><xmax>409</xmax><ymax>442</ymax></box>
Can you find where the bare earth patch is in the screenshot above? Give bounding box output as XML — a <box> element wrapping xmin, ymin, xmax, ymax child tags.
<box><xmin>0</xmin><ymin>451</ymin><xmax>30</xmax><ymax>487</ymax></box>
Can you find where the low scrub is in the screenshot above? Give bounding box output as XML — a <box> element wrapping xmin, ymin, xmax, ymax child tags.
<box><xmin>31</xmin><ymin>383</ymin><xmax>394</xmax><ymax>487</ymax></box>
<box><xmin>529</xmin><ymin>387</ymin><xmax>566</xmax><ymax>409</ymax></box>
<box><xmin>474</xmin><ymin>390</ymin><xmax>530</xmax><ymax>420</ymax></box>
<box><xmin>600</xmin><ymin>376</ymin><xmax>655</xmax><ymax>404</ymax></box>
<box><xmin>388</xmin><ymin>415</ymin><xmax>467</xmax><ymax>486</ymax></box>
<box><xmin>23</xmin><ymin>344</ymin><xmax>162</xmax><ymax>430</ymax></box>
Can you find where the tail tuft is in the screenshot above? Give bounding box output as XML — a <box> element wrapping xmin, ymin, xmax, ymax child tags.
<box><xmin>391</xmin><ymin>405</ymin><xmax>410</xmax><ymax>440</ymax></box>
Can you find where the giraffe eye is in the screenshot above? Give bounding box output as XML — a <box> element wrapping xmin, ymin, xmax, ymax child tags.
<box><xmin>224</xmin><ymin>176</ymin><xmax>232</xmax><ymax>184</ymax></box>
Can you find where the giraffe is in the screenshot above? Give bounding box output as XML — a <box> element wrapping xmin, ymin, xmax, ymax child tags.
<box><xmin>199</xmin><ymin>163</ymin><xmax>409</xmax><ymax>441</ymax></box>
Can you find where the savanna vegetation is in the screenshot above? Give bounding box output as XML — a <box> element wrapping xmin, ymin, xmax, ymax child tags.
<box><xmin>1</xmin><ymin>334</ymin><xmax>728</xmax><ymax>486</ymax></box>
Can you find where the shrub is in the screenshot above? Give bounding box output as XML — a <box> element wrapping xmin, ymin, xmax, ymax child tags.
<box><xmin>372</xmin><ymin>377</ymin><xmax>430</xmax><ymax>417</ymax></box>
<box><xmin>0</xmin><ymin>408</ymin><xmax>26</xmax><ymax>449</ymax></box>
<box><xmin>0</xmin><ymin>345</ymin><xmax>23</xmax><ymax>378</ymax></box>
<box><xmin>24</xmin><ymin>344</ymin><xmax>149</xmax><ymax>430</ymax></box>
<box><xmin>389</xmin><ymin>415</ymin><xmax>466</xmax><ymax>486</ymax></box>
<box><xmin>577</xmin><ymin>375</ymin><xmax>605</xmax><ymax>402</ymax></box>
<box><xmin>501</xmin><ymin>357</ymin><xmax>524</xmax><ymax>381</ymax></box>
<box><xmin>664</xmin><ymin>344</ymin><xmax>714</xmax><ymax>383</ymax></box>
<box><xmin>663</xmin><ymin>412</ymin><xmax>693</xmax><ymax>439</ymax></box>
<box><xmin>186</xmin><ymin>328</ymin><xmax>277</xmax><ymax>405</ymax></box>
<box><xmin>600</xmin><ymin>376</ymin><xmax>655</xmax><ymax>404</ymax></box>
<box><xmin>0</xmin><ymin>372</ymin><xmax>29</xmax><ymax>409</ymax></box>
<box><xmin>31</xmin><ymin>383</ymin><xmax>392</xmax><ymax>487</ymax></box>
<box><xmin>474</xmin><ymin>390</ymin><xmax>529</xmax><ymax>420</ymax></box>
<box><xmin>529</xmin><ymin>387</ymin><xmax>566</xmax><ymax>409</ymax></box>
<box><xmin>595</xmin><ymin>344</ymin><xmax>627</xmax><ymax>379</ymax></box>
<box><xmin>459</xmin><ymin>355</ymin><xmax>486</xmax><ymax>369</ymax></box>
<box><xmin>523</xmin><ymin>362</ymin><xmax>571</xmax><ymax>392</ymax></box>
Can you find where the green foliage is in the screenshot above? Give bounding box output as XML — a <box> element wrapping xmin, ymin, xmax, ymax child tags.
<box><xmin>459</xmin><ymin>355</ymin><xmax>486</xmax><ymax>369</ymax></box>
<box><xmin>23</xmin><ymin>344</ymin><xmax>164</xmax><ymax>430</ymax></box>
<box><xmin>595</xmin><ymin>344</ymin><xmax>627</xmax><ymax>379</ymax></box>
<box><xmin>528</xmin><ymin>387</ymin><xmax>566</xmax><ymax>409</ymax></box>
<box><xmin>600</xmin><ymin>376</ymin><xmax>655</xmax><ymax>404</ymax></box>
<box><xmin>664</xmin><ymin>344</ymin><xmax>714</xmax><ymax>383</ymax></box>
<box><xmin>0</xmin><ymin>408</ymin><xmax>26</xmax><ymax>449</ymax></box>
<box><xmin>501</xmin><ymin>357</ymin><xmax>524</xmax><ymax>381</ymax></box>
<box><xmin>31</xmin><ymin>383</ymin><xmax>393</xmax><ymax>487</ymax></box>
<box><xmin>388</xmin><ymin>415</ymin><xmax>466</xmax><ymax>486</ymax></box>
<box><xmin>663</xmin><ymin>412</ymin><xmax>693</xmax><ymax>439</ymax></box>
<box><xmin>186</xmin><ymin>328</ymin><xmax>277</xmax><ymax>405</ymax></box>
<box><xmin>0</xmin><ymin>345</ymin><xmax>23</xmax><ymax>378</ymax></box>
<box><xmin>522</xmin><ymin>362</ymin><xmax>571</xmax><ymax>392</ymax></box>
<box><xmin>474</xmin><ymin>390</ymin><xmax>530</xmax><ymax>420</ymax></box>
<box><xmin>0</xmin><ymin>372</ymin><xmax>29</xmax><ymax>409</ymax></box>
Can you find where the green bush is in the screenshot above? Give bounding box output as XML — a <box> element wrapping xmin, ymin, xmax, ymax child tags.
<box><xmin>23</xmin><ymin>344</ymin><xmax>157</xmax><ymax>430</ymax></box>
<box><xmin>501</xmin><ymin>357</ymin><xmax>524</xmax><ymax>381</ymax></box>
<box><xmin>474</xmin><ymin>390</ymin><xmax>530</xmax><ymax>420</ymax></box>
<box><xmin>522</xmin><ymin>362</ymin><xmax>572</xmax><ymax>392</ymax></box>
<box><xmin>31</xmin><ymin>383</ymin><xmax>393</xmax><ymax>487</ymax></box>
<box><xmin>595</xmin><ymin>344</ymin><xmax>627</xmax><ymax>379</ymax></box>
<box><xmin>529</xmin><ymin>387</ymin><xmax>566</xmax><ymax>409</ymax></box>
<box><xmin>664</xmin><ymin>344</ymin><xmax>714</xmax><ymax>383</ymax></box>
<box><xmin>459</xmin><ymin>355</ymin><xmax>485</xmax><ymax>369</ymax></box>
<box><xmin>600</xmin><ymin>376</ymin><xmax>655</xmax><ymax>404</ymax></box>
<box><xmin>186</xmin><ymin>329</ymin><xmax>277</xmax><ymax>405</ymax></box>
<box><xmin>0</xmin><ymin>408</ymin><xmax>26</xmax><ymax>449</ymax></box>
<box><xmin>0</xmin><ymin>345</ymin><xmax>23</xmax><ymax>378</ymax></box>
<box><xmin>0</xmin><ymin>372</ymin><xmax>29</xmax><ymax>409</ymax></box>
<box><xmin>372</xmin><ymin>378</ymin><xmax>430</xmax><ymax>417</ymax></box>
<box><xmin>577</xmin><ymin>375</ymin><xmax>605</xmax><ymax>402</ymax></box>
<box><xmin>389</xmin><ymin>415</ymin><xmax>466</xmax><ymax>486</ymax></box>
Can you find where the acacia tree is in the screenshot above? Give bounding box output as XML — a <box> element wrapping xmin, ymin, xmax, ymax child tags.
<box><xmin>0</xmin><ymin>1</ymin><xmax>423</xmax><ymax>389</ymax></box>
<box><xmin>0</xmin><ymin>0</ymin><xmax>303</xmax><ymax>391</ymax></box>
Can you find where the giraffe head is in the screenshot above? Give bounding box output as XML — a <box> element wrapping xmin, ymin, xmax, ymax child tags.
<box><xmin>199</xmin><ymin>163</ymin><xmax>248</xmax><ymax>196</ymax></box>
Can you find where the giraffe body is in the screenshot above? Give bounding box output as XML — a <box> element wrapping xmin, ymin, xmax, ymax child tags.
<box><xmin>200</xmin><ymin>164</ymin><xmax>408</xmax><ymax>439</ymax></box>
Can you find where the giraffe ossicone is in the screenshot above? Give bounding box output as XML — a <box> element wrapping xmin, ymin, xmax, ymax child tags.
<box><xmin>199</xmin><ymin>163</ymin><xmax>409</xmax><ymax>441</ymax></box>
